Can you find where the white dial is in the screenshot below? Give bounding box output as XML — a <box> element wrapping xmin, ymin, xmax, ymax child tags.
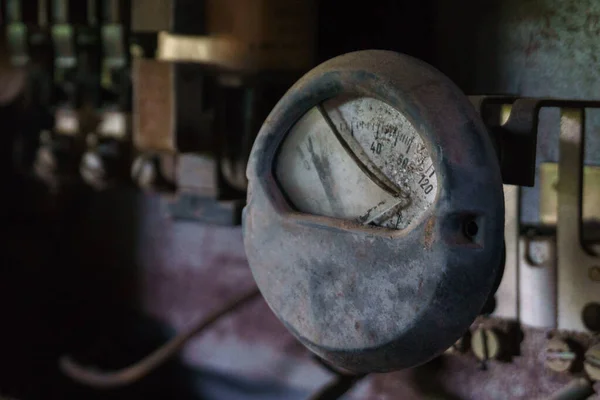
<box><xmin>276</xmin><ymin>96</ymin><xmax>437</xmax><ymax>230</ymax></box>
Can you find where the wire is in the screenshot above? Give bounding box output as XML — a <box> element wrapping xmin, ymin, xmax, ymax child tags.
<box><xmin>59</xmin><ymin>288</ymin><xmax>261</xmax><ymax>389</ymax></box>
<box><xmin>309</xmin><ymin>356</ymin><xmax>366</xmax><ymax>400</ymax></box>
<box><xmin>309</xmin><ymin>374</ymin><xmax>365</xmax><ymax>400</ymax></box>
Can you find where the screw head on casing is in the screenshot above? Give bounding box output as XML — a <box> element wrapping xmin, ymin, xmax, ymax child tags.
<box><xmin>526</xmin><ymin>239</ymin><xmax>552</xmax><ymax>266</ymax></box>
<box><xmin>584</xmin><ymin>344</ymin><xmax>600</xmax><ymax>381</ymax></box>
<box><xmin>545</xmin><ymin>338</ymin><xmax>576</xmax><ymax>373</ymax></box>
<box><xmin>471</xmin><ymin>328</ymin><xmax>501</xmax><ymax>361</ymax></box>
<box><xmin>131</xmin><ymin>155</ymin><xmax>157</xmax><ymax>190</ymax></box>
<box><xmin>80</xmin><ymin>151</ymin><xmax>107</xmax><ymax>189</ymax></box>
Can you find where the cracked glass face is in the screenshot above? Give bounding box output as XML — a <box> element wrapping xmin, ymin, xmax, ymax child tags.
<box><xmin>275</xmin><ymin>95</ymin><xmax>438</xmax><ymax>230</ymax></box>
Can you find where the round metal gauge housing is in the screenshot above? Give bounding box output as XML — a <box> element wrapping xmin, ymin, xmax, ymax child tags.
<box><xmin>243</xmin><ymin>50</ymin><xmax>504</xmax><ymax>373</ymax></box>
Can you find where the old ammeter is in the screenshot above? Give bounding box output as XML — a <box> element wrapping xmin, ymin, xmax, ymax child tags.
<box><xmin>243</xmin><ymin>51</ymin><xmax>504</xmax><ymax>372</ymax></box>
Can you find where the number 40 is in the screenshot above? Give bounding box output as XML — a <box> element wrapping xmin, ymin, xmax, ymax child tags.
<box><xmin>370</xmin><ymin>141</ymin><xmax>382</xmax><ymax>154</ymax></box>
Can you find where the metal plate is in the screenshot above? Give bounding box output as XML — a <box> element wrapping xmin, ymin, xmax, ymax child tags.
<box><xmin>492</xmin><ymin>184</ymin><xmax>519</xmax><ymax>320</ymax></box>
<box><xmin>557</xmin><ymin>109</ymin><xmax>600</xmax><ymax>332</ymax></box>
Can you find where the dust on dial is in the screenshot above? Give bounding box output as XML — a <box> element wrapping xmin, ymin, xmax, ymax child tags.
<box><xmin>275</xmin><ymin>95</ymin><xmax>438</xmax><ymax>230</ymax></box>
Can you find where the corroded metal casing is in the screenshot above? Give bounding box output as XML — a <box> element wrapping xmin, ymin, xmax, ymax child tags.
<box><xmin>242</xmin><ymin>50</ymin><xmax>504</xmax><ymax>373</ymax></box>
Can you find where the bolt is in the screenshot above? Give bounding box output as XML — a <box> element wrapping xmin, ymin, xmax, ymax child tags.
<box><xmin>545</xmin><ymin>338</ymin><xmax>576</xmax><ymax>373</ymax></box>
<box><xmin>130</xmin><ymin>44</ymin><xmax>145</xmax><ymax>58</ymax></box>
<box><xmin>131</xmin><ymin>155</ymin><xmax>157</xmax><ymax>190</ymax></box>
<box><xmin>526</xmin><ymin>239</ymin><xmax>551</xmax><ymax>266</ymax></box>
<box><xmin>35</xmin><ymin>146</ymin><xmax>57</xmax><ymax>172</ymax></box>
<box><xmin>590</xmin><ymin>266</ymin><xmax>600</xmax><ymax>282</ymax></box>
<box><xmin>471</xmin><ymin>328</ymin><xmax>501</xmax><ymax>362</ymax></box>
<box><xmin>584</xmin><ymin>344</ymin><xmax>600</xmax><ymax>381</ymax></box>
<box><xmin>80</xmin><ymin>151</ymin><xmax>107</xmax><ymax>189</ymax></box>
<box><xmin>80</xmin><ymin>138</ymin><xmax>125</xmax><ymax>190</ymax></box>
<box><xmin>33</xmin><ymin>145</ymin><xmax>61</xmax><ymax>189</ymax></box>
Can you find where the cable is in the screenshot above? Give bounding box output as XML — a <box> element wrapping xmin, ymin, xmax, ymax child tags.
<box><xmin>309</xmin><ymin>356</ymin><xmax>366</xmax><ymax>400</ymax></box>
<box><xmin>59</xmin><ymin>288</ymin><xmax>261</xmax><ymax>389</ymax></box>
<box><xmin>308</xmin><ymin>374</ymin><xmax>365</xmax><ymax>400</ymax></box>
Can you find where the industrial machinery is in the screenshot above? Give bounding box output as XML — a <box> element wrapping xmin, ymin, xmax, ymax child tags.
<box><xmin>1</xmin><ymin>1</ymin><xmax>600</xmax><ymax>399</ymax></box>
<box><xmin>243</xmin><ymin>49</ymin><xmax>600</xmax><ymax>384</ymax></box>
<box><xmin>243</xmin><ymin>50</ymin><xmax>506</xmax><ymax>372</ymax></box>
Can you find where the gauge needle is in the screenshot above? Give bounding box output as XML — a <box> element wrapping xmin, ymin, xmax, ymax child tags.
<box><xmin>316</xmin><ymin>104</ymin><xmax>406</xmax><ymax>197</ymax></box>
<box><xmin>359</xmin><ymin>195</ymin><xmax>409</xmax><ymax>226</ymax></box>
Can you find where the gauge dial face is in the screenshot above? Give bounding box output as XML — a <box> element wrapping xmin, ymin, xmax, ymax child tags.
<box><xmin>276</xmin><ymin>96</ymin><xmax>438</xmax><ymax>230</ymax></box>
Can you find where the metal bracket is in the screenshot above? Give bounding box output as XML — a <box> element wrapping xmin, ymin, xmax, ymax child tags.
<box><xmin>481</xmin><ymin>97</ymin><xmax>600</xmax><ymax>333</ymax></box>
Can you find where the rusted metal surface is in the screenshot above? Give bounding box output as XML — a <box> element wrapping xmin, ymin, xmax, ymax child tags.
<box><xmin>435</xmin><ymin>0</ymin><xmax>600</xmax><ymax>101</ymax></box>
<box><xmin>243</xmin><ymin>50</ymin><xmax>505</xmax><ymax>372</ymax></box>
